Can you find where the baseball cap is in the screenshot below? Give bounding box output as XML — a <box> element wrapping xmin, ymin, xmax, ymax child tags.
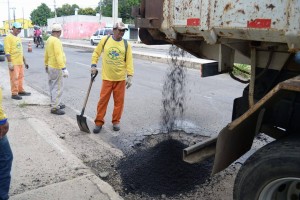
<box><xmin>52</xmin><ymin>23</ymin><xmax>62</xmax><ymax>32</ymax></box>
<box><xmin>12</xmin><ymin>22</ymin><xmax>22</xmax><ymax>29</ymax></box>
<box><xmin>113</xmin><ymin>22</ymin><xmax>128</xmax><ymax>31</ymax></box>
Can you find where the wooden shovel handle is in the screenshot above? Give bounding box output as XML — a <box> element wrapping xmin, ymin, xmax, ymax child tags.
<box><xmin>81</xmin><ymin>71</ymin><xmax>98</xmax><ymax>115</ymax></box>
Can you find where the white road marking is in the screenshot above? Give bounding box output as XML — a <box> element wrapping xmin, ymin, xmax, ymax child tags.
<box><xmin>74</xmin><ymin>62</ymin><xmax>90</xmax><ymax>67</ymax></box>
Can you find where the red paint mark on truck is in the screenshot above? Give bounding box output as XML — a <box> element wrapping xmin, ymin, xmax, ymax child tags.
<box><xmin>187</xmin><ymin>18</ymin><xmax>200</xmax><ymax>26</ymax></box>
<box><xmin>247</xmin><ymin>19</ymin><xmax>271</xmax><ymax>28</ymax></box>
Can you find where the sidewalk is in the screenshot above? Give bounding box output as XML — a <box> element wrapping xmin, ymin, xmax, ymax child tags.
<box><xmin>0</xmin><ymin>66</ymin><xmax>123</xmax><ymax>199</ymax></box>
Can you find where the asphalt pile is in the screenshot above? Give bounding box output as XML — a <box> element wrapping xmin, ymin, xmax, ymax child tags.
<box><xmin>117</xmin><ymin>139</ymin><xmax>213</xmax><ymax>198</ymax></box>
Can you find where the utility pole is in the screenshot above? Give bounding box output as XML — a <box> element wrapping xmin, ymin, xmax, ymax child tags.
<box><xmin>54</xmin><ymin>0</ymin><xmax>57</xmax><ymax>22</ymax></box>
<box><xmin>11</xmin><ymin>7</ymin><xmax>16</xmax><ymax>22</ymax></box>
<box><xmin>22</xmin><ymin>7</ymin><xmax>24</xmax><ymax>28</ymax></box>
<box><xmin>7</xmin><ymin>0</ymin><xmax>11</xmax><ymax>30</ymax></box>
<box><xmin>98</xmin><ymin>0</ymin><xmax>102</xmax><ymax>24</ymax></box>
<box><xmin>112</xmin><ymin>0</ymin><xmax>118</xmax><ymax>24</ymax></box>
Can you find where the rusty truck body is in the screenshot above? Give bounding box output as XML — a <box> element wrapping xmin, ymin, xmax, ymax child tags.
<box><xmin>133</xmin><ymin>0</ymin><xmax>300</xmax><ymax>199</ymax></box>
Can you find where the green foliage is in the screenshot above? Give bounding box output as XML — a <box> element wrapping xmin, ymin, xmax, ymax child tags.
<box><xmin>233</xmin><ymin>64</ymin><xmax>251</xmax><ymax>79</ymax></box>
<box><xmin>78</xmin><ymin>8</ymin><xmax>97</xmax><ymax>16</ymax></box>
<box><xmin>30</xmin><ymin>1</ymin><xmax>141</xmax><ymax>25</ymax></box>
<box><xmin>100</xmin><ymin>0</ymin><xmax>113</xmax><ymax>17</ymax></box>
<box><xmin>98</xmin><ymin>0</ymin><xmax>141</xmax><ymax>22</ymax></box>
<box><xmin>42</xmin><ymin>33</ymin><xmax>50</xmax><ymax>41</ymax></box>
<box><xmin>30</xmin><ymin>3</ymin><xmax>53</xmax><ymax>26</ymax></box>
<box><xmin>119</xmin><ymin>0</ymin><xmax>140</xmax><ymax>23</ymax></box>
<box><xmin>56</xmin><ymin>4</ymin><xmax>80</xmax><ymax>17</ymax></box>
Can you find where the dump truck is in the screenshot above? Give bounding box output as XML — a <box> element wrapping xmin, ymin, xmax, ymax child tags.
<box><xmin>132</xmin><ymin>0</ymin><xmax>300</xmax><ymax>199</ymax></box>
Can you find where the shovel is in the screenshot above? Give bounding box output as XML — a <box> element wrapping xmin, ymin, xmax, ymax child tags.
<box><xmin>77</xmin><ymin>71</ymin><xmax>98</xmax><ymax>133</ymax></box>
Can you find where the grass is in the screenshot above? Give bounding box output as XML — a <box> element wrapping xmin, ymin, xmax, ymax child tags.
<box><xmin>42</xmin><ymin>33</ymin><xmax>50</xmax><ymax>41</ymax></box>
<box><xmin>18</xmin><ymin>101</ymin><xmax>28</xmax><ymax>108</ymax></box>
<box><xmin>233</xmin><ymin>63</ymin><xmax>251</xmax><ymax>79</ymax></box>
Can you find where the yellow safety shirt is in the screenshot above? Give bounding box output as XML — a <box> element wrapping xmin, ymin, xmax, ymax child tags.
<box><xmin>44</xmin><ymin>36</ymin><xmax>66</xmax><ymax>69</ymax></box>
<box><xmin>4</xmin><ymin>34</ymin><xmax>24</xmax><ymax>65</ymax></box>
<box><xmin>0</xmin><ymin>88</ymin><xmax>7</xmax><ymax>125</ymax></box>
<box><xmin>91</xmin><ymin>36</ymin><xmax>134</xmax><ymax>81</ymax></box>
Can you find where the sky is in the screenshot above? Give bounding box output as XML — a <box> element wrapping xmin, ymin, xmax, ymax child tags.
<box><xmin>0</xmin><ymin>0</ymin><xmax>100</xmax><ymax>26</ymax></box>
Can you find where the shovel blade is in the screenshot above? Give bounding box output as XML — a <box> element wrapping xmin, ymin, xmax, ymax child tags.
<box><xmin>76</xmin><ymin>115</ymin><xmax>90</xmax><ymax>133</ymax></box>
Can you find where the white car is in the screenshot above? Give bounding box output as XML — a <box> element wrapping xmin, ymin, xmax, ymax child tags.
<box><xmin>90</xmin><ymin>28</ymin><xmax>113</xmax><ymax>46</ymax></box>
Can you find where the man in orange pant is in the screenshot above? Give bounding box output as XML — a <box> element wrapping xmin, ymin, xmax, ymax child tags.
<box><xmin>4</xmin><ymin>22</ymin><xmax>31</xmax><ymax>100</ymax></box>
<box><xmin>90</xmin><ymin>22</ymin><xmax>134</xmax><ymax>133</ymax></box>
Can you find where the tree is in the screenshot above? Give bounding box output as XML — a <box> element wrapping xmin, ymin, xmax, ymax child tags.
<box><xmin>78</xmin><ymin>8</ymin><xmax>97</xmax><ymax>16</ymax></box>
<box><xmin>98</xmin><ymin>0</ymin><xmax>113</xmax><ymax>17</ymax></box>
<box><xmin>30</xmin><ymin>3</ymin><xmax>53</xmax><ymax>26</ymax></box>
<box><xmin>119</xmin><ymin>0</ymin><xmax>140</xmax><ymax>23</ymax></box>
<box><xmin>97</xmin><ymin>0</ymin><xmax>141</xmax><ymax>23</ymax></box>
<box><xmin>56</xmin><ymin>4</ymin><xmax>80</xmax><ymax>17</ymax></box>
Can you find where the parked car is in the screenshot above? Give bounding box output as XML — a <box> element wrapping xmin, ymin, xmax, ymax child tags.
<box><xmin>90</xmin><ymin>28</ymin><xmax>113</xmax><ymax>46</ymax></box>
<box><xmin>0</xmin><ymin>41</ymin><xmax>5</xmax><ymax>62</ymax></box>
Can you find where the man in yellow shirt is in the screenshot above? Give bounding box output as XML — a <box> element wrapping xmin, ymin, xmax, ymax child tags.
<box><xmin>91</xmin><ymin>22</ymin><xmax>134</xmax><ymax>133</ymax></box>
<box><xmin>0</xmin><ymin>88</ymin><xmax>13</xmax><ymax>200</ymax></box>
<box><xmin>4</xmin><ymin>22</ymin><xmax>30</xmax><ymax>100</ymax></box>
<box><xmin>44</xmin><ymin>23</ymin><xmax>68</xmax><ymax>115</ymax></box>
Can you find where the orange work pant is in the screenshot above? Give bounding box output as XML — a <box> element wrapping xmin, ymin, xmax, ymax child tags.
<box><xmin>95</xmin><ymin>80</ymin><xmax>126</xmax><ymax>126</ymax></box>
<box><xmin>9</xmin><ymin>65</ymin><xmax>25</xmax><ymax>95</ymax></box>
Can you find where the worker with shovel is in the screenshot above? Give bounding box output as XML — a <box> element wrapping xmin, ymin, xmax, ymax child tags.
<box><xmin>90</xmin><ymin>22</ymin><xmax>134</xmax><ymax>133</ymax></box>
<box><xmin>44</xmin><ymin>23</ymin><xmax>69</xmax><ymax>115</ymax></box>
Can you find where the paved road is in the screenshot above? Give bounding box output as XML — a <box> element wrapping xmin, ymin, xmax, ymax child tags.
<box><xmin>22</xmin><ymin>44</ymin><xmax>245</xmax><ymax>150</ymax></box>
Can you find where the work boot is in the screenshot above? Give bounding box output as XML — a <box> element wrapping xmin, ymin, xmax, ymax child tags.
<box><xmin>51</xmin><ymin>108</ymin><xmax>65</xmax><ymax>115</ymax></box>
<box><xmin>59</xmin><ymin>103</ymin><xmax>66</xmax><ymax>109</ymax></box>
<box><xmin>18</xmin><ymin>91</ymin><xmax>31</xmax><ymax>96</ymax></box>
<box><xmin>93</xmin><ymin>125</ymin><xmax>102</xmax><ymax>134</ymax></box>
<box><xmin>11</xmin><ymin>95</ymin><xmax>22</xmax><ymax>100</ymax></box>
<box><xmin>113</xmin><ymin>124</ymin><xmax>120</xmax><ymax>131</ymax></box>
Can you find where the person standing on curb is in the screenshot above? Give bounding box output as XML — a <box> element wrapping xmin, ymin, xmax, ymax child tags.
<box><xmin>4</xmin><ymin>22</ymin><xmax>31</xmax><ymax>100</ymax></box>
<box><xmin>91</xmin><ymin>22</ymin><xmax>134</xmax><ymax>133</ymax></box>
<box><xmin>44</xmin><ymin>23</ymin><xmax>68</xmax><ymax>115</ymax></box>
<box><xmin>0</xmin><ymin>87</ymin><xmax>13</xmax><ymax>200</ymax></box>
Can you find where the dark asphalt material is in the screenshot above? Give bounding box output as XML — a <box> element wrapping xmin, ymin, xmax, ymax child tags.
<box><xmin>117</xmin><ymin>138</ymin><xmax>213</xmax><ymax>197</ymax></box>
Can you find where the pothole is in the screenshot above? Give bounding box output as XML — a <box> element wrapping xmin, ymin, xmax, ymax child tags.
<box><xmin>117</xmin><ymin>137</ymin><xmax>213</xmax><ymax>198</ymax></box>
<box><xmin>86</xmin><ymin>131</ymin><xmax>213</xmax><ymax>199</ymax></box>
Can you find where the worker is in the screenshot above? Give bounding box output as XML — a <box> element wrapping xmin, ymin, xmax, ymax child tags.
<box><xmin>0</xmin><ymin>87</ymin><xmax>13</xmax><ymax>200</ymax></box>
<box><xmin>4</xmin><ymin>22</ymin><xmax>31</xmax><ymax>100</ymax></box>
<box><xmin>44</xmin><ymin>23</ymin><xmax>68</xmax><ymax>115</ymax></box>
<box><xmin>91</xmin><ymin>22</ymin><xmax>134</xmax><ymax>133</ymax></box>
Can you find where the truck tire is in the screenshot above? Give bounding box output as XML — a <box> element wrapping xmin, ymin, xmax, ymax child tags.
<box><xmin>233</xmin><ymin>135</ymin><xmax>300</xmax><ymax>200</ymax></box>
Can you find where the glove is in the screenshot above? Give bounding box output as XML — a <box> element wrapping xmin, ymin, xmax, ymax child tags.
<box><xmin>45</xmin><ymin>66</ymin><xmax>49</xmax><ymax>74</ymax></box>
<box><xmin>126</xmin><ymin>75</ymin><xmax>133</xmax><ymax>89</ymax></box>
<box><xmin>91</xmin><ymin>64</ymin><xmax>97</xmax><ymax>75</ymax></box>
<box><xmin>25</xmin><ymin>64</ymin><xmax>29</xmax><ymax>69</ymax></box>
<box><xmin>62</xmin><ymin>68</ymin><xmax>69</xmax><ymax>78</ymax></box>
<box><xmin>8</xmin><ymin>62</ymin><xmax>14</xmax><ymax>71</ymax></box>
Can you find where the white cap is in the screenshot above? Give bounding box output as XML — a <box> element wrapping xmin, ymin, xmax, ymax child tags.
<box><xmin>52</xmin><ymin>23</ymin><xmax>62</xmax><ymax>32</ymax></box>
<box><xmin>113</xmin><ymin>22</ymin><xmax>128</xmax><ymax>31</ymax></box>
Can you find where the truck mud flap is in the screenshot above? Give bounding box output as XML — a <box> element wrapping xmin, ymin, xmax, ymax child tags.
<box><xmin>212</xmin><ymin>75</ymin><xmax>300</xmax><ymax>174</ymax></box>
